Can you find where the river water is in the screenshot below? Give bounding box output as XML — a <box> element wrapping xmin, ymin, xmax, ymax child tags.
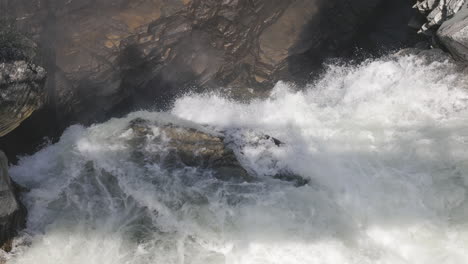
<box><xmin>5</xmin><ymin>53</ymin><xmax>468</xmax><ymax>264</ymax></box>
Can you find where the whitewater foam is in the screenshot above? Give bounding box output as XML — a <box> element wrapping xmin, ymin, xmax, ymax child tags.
<box><xmin>5</xmin><ymin>53</ymin><xmax>468</xmax><ymax>264</ymax></box>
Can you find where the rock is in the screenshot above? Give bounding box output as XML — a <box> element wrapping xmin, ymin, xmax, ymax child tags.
<box><xmin>263</xmin><ymin>135</ymin><xmax>283</xmax><ymax>147</ymax></box>
<box><xmin>128</xmin><ymin>118</ymin><xmax>253</xmax><ymax>182</ymax></box>
<box><xmin>412</xmin><ymin>0</ymin><xmax>468</xmax><ymax>63</ymax></box>
<box><xmin>273</xmin><ymin>172</ymin><xmax>309</xmax><ymax>187</ymax></box>
<box><xmin>0</xmin><ymin>42</ymin><xmax>43</xmax><ymax>246</ymax></box>
<box><xmin>414</xmin><ymin>0</ymin><xmax>465</xmax><ymax>34</ymax></box>
<box><xmin>437</xmin><ymin>5</ymin><xmax>468</xmax><ymax>61</ymax></box>
<box><xmin>2</xmin><ymin>0</ymin><xmax>387</xmax><ymax>122</ymax></box>
<box><xmin>0</xmin><ymin>61</ymin><xmax>46</xmax><ymax>137</ymax></box>
<box><xmin>1</xmin><ymin>0</ymin><xmax>419</xmax><ymax>160</ymax></box>
<box><xmin>0</xmin><ymin>26</ymin><xmax>38</xmax><ymax>63</ymax></box>
<box><xmin>0</xmin><ymin>151</ymin><xmax>26</xmax><ymax>250</ymax></box>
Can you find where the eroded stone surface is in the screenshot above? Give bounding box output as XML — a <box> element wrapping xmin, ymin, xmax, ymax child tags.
<box><xmin>128</xmin><ymin>118</ymin><xmax>252</xmax><ymax>182</ymax></box>
<box><xmin>414</xmin><ymin>0</ymin><xmax>465</xmax><ymax>33</ymax></box>
<box><xmin>0</xmin><ymin>61</ymin><xmax>46</xmax><ymax>137</ymax></box>
<box><xmin>437</xmin><ymin>5</ymin><xmax>468</xmax><ymax>61</ymax></box>
<box><xmin>412</xmin><ymin>0</ymin><xmax>468</xmax><ymax>63</ymax></box>
<box><xmin>2</xmin><ymin>0</ymin><xmax>385</xmax><ymax>123</ymax></box>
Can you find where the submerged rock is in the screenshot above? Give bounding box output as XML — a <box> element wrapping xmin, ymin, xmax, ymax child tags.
<box><xmin>127</xmin><ymin>118</ymin><xmax>307</xmax><ymax>186</ymax></box>
<box><xmin>0</xmin><ymin>61</ymin><xmax>46</xmax><ymax>137</ymax></box>
<box><xmin>0</xmin><ymin>151</ymin><xmax>26</xmax><ymax>250</ymax></box>
<box><xmin>128</xmin><ymin>118</ymin><xmax>252</xmax><ymax>182</ymax></box>
<box><xmin>272</xmin><ymin>172</ymin><xmax>309</xmax><ymax>187</ymax></box>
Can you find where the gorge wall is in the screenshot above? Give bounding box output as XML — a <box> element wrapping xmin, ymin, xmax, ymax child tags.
<box><xmin>1</xmin><ymin>0</ymin><xmax>417</xmax><ymax>121</ymax></box>
<box><xmin>0</xmin><ymin>0</ymin><xmax>422</xmax><ymax>160</ymax></box>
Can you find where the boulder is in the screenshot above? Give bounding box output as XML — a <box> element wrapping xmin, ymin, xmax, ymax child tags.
<box><xmin>128</xmin><ymin>118</ymin><xmax>252</xmax><ymax>182</ymax></box>
<box><xmin>0</xmin><ymin>61</ymin><xmax>46</xmax><ymax>137</ymax></box>
<box><xmin>413</xmin><ymin>0</ymin><xmax>468</xmax><ymax>63</ymax></box>
<box><xmin>437</xmin><ymin>5</ymin><xmax>468</xmax><ymax>61</ymax></box>
<box><xmin>414</xmin><ymin>0</ymin><xmax>465</xmax><ymax>33</ymax></box>
<box><xmin>127</xmin><ymin>118</ymin><xmax>309</xmax><ymax>185</ymax></box>
<box><xmin>0</xmin><ymin>151</ymin><xmax>26</xmax><ymax>251</ymax></box>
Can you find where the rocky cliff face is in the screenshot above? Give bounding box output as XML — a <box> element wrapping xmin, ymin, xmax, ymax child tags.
<box><xmin>0</xmin><ymin>31</ymin><xmax>46</xmax><ymax>249</ymax></box>
<box><xmin>0</xmin><ymin>0</ymin><xmax>422</xmax><ymax>162</ymax></box>
<box><xmin>2</xmin><ymin>0</ymin><xmax>388</xmax><ymax>123</ymax></box>
<box><xmin>0</xmin><ymin>60</ymin><xmax>42</xmax><ymax>248</ymax></box>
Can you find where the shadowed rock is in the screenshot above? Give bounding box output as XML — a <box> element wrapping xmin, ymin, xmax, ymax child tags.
<box><xmin>0</xmin><ymin>151</ymin><xmax>26</xmax><ymax>250</ymax></box>
<box><xmin>2</xmin><ymin>0</ymin><xmax>385</xmax><ymax>123</ymax></box>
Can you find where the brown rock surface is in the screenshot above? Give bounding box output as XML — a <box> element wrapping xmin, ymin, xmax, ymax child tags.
<box><xmin>2</xmin><ymin>0</ymin><xmax>383</xmax><ymax>123</ymax></box>
<box><xmin>128</xmin><ymin>118</ymin><xmax>252</xmax><ymax>182</ymax></box>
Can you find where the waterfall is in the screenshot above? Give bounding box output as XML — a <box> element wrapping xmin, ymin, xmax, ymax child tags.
<box><xmin>5</xmin><ymin>53</ymin><xmax>468</xmax><ymax>264</ymax></box>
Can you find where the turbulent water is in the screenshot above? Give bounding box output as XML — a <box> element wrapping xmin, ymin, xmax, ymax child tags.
<box><xmin>5</xmin><ymin>53</ymin><xmax>468</xmax><ymax>263</ymax></box>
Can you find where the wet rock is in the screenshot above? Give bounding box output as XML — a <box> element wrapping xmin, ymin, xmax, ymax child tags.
<box><xmin>1</xmin><ymin>0</ymin><xmax>417</xmax><ymax>160</ymax></box>
<box><xmin>2</xmin><ymin>0</ymin><xmax>388</xmax><ymax>123</ymax></box>
<box><xmin>128</xmin><ymin>118</ymin><xmax>252</xmax><ymax>182</ymax></box>
<box><xmin>414</xmin><ymin>0</ymin><xmax>465</xmax><ymax>34</ymax></box>
<box><xmin>0</xmin><ymin>151</ymin><xmax>26</xmax><ymax>250</ymax></box>
<box><xmin>437</xmin><ymin>5</ymin><xmax>468</xmax><ymax>61</ymax></box>
<box><xmin>412</xmin><ymin>1</ymin><xmax>468</xmax><ymax>63</ymax></box>
<box><xmin>273</xmin><ymin>172</ymin><xmax>309</xmax><ymax>187</ymax></box>
<box><xmin>0</xmin><ymin>61</ymin><xmax>46</xmax><ymax>137</ymax></box>
<box><xmin>263</xmin><ymin>135</ymin><xmax>283</xmax><ymax>147</ymax></box>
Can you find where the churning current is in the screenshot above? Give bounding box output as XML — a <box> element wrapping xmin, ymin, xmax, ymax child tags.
<box><xmin>5</xmin><ymin>53</ymin><xmax>468</xmax><ymax>264</ymax></box>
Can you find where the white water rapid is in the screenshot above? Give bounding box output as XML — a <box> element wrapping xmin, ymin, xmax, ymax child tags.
<box><xmin>5</xmin><ymin>53</ymin><xmax>468</xmax><ymax>264</ymax></box>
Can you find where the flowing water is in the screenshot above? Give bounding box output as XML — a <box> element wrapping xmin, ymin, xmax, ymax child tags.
<box><xmin>5</xmin><ymin>53</ymin><xmax>468</xmax><ymax>263</ymax></box>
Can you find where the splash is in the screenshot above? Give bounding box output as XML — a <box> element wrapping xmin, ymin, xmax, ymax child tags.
<box><xmin>6</xmin><ymin>53</ymin><xmax>468</xmax><ymax>264</ymax></box>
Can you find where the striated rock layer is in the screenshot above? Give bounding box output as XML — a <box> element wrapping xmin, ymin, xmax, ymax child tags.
<box><xmin>0</xmin><ymin>61</ymin><xmax>46</xmax><ymax>137</ymax></box>
<box><xmin>2</xmin><ymin>0</ymin><xmax>385</xmax><ymax>123</ymax></box>
<box><xmin>414</xmin><ymin>0</ymin><xmax>465</xmax><ymax>33</ymax></box>
<box><xmin>437</xmin><ymin>3</ymin><xmax>468</xmax><ymax>61</ymax></box>
<box><xmin>414</xmin><ymin>0</ymin><xmax>468</xmax><ymax>63</ymax></box>
<box><xmin>0</xmin><ymin>41</ymin><xmax>45</xmax><ymax>250</ymax></box>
